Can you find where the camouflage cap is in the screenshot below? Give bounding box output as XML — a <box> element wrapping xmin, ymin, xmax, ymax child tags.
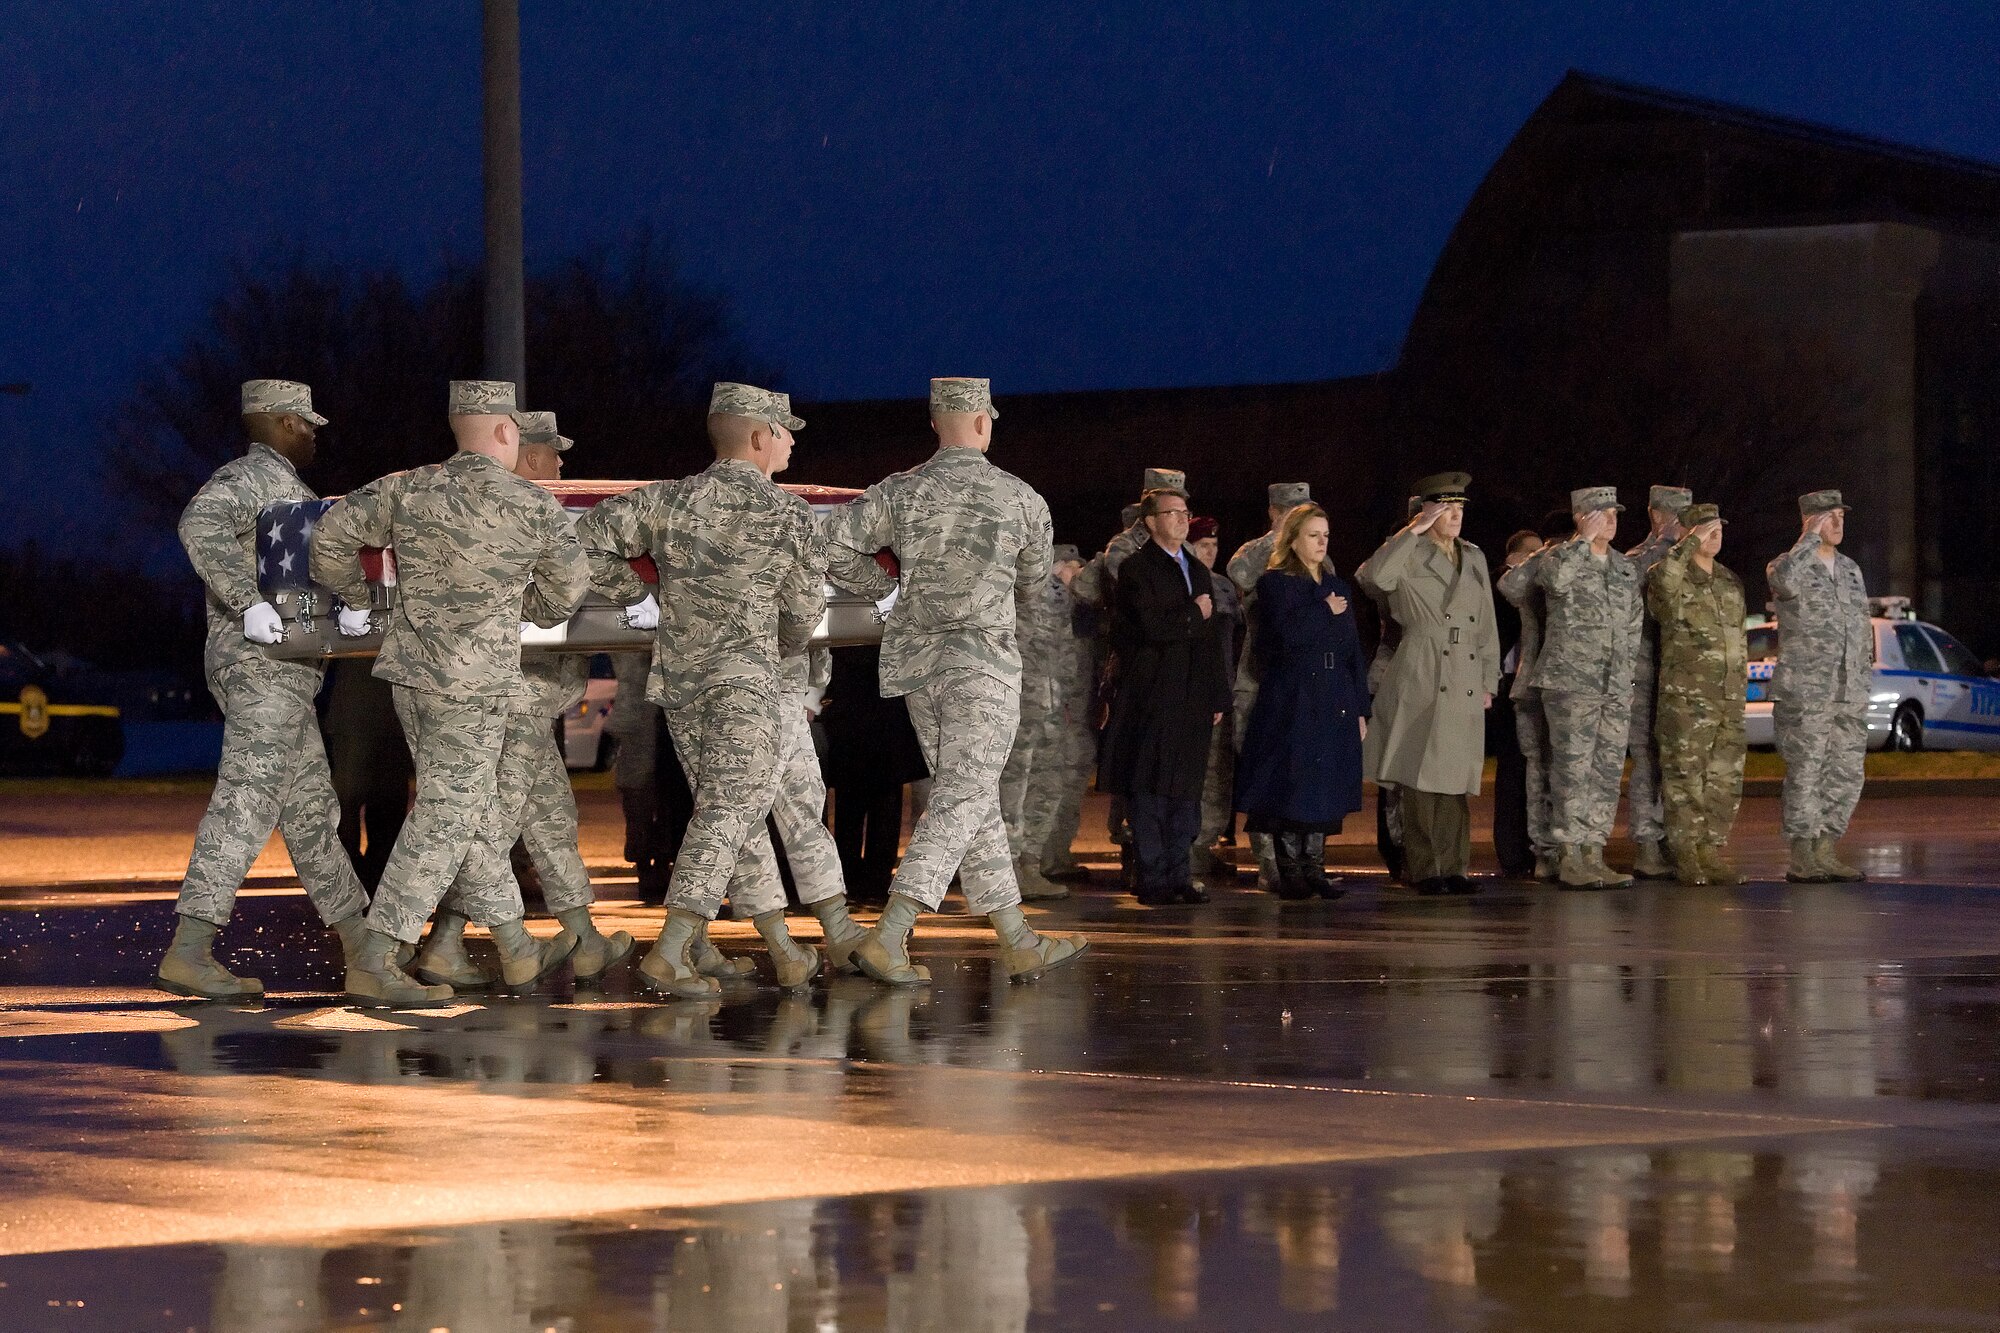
<box><xmin>448</xmin><ymin>380</ymin><xmax>530</xmax><ymax>423</ymax></box>
<box><xmin>1799</xmin><ymin>489</ymin><xmax>1848</xmax><ymax>516</ymax></box>
<box><xmin>1268</xmin><ymin>481</ymin><xmax>1310</xmax><ymax>508</ymax></box>
<box><xmin>1143</xmin><ymin>467</ymin><xmax>1186</xmax><ymax>493</ymax></box>
<box><xmin>241</xmin><ymin>379</ymin><xmax>328</xmax><ymax>426</ymax></box>
<box><xmin>930</xmin><ymin>377</ymin><xmax>999</xmax><ymax>419</ymax></box>
<box><xmin>1414</xmin><ymin>471</ymin><xmax>1471</xmax><ymax>503</ymax></box>
<box><xmin>1119</xmin><ymin>503</ymin><xmax>1142</xmax><ymax>527</ymax></box>
<box><xmin>1648</xmin><ymin>484</ymin><xmax>1693</xmax><ymax>514</ymax></box>
<box><xmin>710</xmin><ymin>381</ymin><xmax>805</xmax><ymax>431</ymax></box>
<box><xmin>1052</xmin><ymin>542</ymin><xmax>1082</xmax><ymax>564</ymax></box>
<box><xmin>1682</xmin><ymin>502</ymin><xmax>1725</xmax><ymax>526</ymax></box>
<box><xmin>1569</xmin><ymin>485</ymin><xmax>1623</xmax><ymax>514</ymax></box>
<box><xmin>516</xmin><ymin>410</ymin><xmax>573</xmax><ymax>453</ymax></box>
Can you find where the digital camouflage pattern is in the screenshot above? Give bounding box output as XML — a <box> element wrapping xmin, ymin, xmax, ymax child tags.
<box><xmin>1494</xmin><ymin>556</ymin><xmax>1553</xmax><ymax>855</ymax></box>
<box><xmin>1647</xmin><ymin>485</ymin><xmax>1693</xmax><ymax>514</ymax></box>
<box><xmin>516</xmin><ymin>410</ymin><xmax>572</xmax><ymax>452</ymax></box>
<box><xmin>447</xmin><ymin>379</ymin><xmax>528</xmax><ymax>418</ymax></box>
<box><xmin>575</xmin><ymin>458</ymin><xmax>827</xmax><ymax>711</ymax></box>
<box><xmin>1021</xmin><ymin>575</ymin><xmax>1100</xmax><ymax>872</ymax></box>
<box><xmin>181</xmin><ymin>444</ymin><xmax>323</xmax><ymax>678</ymax></box>
<box><xmin>929</xmin><ymin>376</ymin><xmax>999</xmax><ymax>419</ymax></box>
<box><xmin>823</xmin><ymin>447</ymin><xmax>1054</xmax><ymax>697</ymax></box>
<box><xmin>1000</xmin><ymin>567</ymin><xmax>1069</xmax><ymax>860</ymax></box>
<box><xmin>441</xmin><ymin>706</ymin><xmax>594</xmax><ymax>918</ymax></box>
<box><xmin>1226</xmin><ymin>529</ymin><xmax>1280</xmax><ymax>738</ymax></box>
<box><xmin>710</xmin><ymin>381</ymin><xmax>805</xmax><ymax>430</ymax></box>
<box><xmin>175</xmin><ymin>660</ymin><xmax>368</xmax><ymax>928</ymax></box>
<box><xmin>1798</xmin><ymin>489</ymin><xmax>1847</xmax><ymax>517</ymax></box>
<box><xmin>891</xmin><ymin>669</ymin><xmax>1024</xmax><ymax>913</ymax></box>
<box><xmin>1624</xmin><ymin>525</ymin><xmax>1682</xmax><ymax>847</ymax></box>
<box><xmin>1267</xmin><ymin>481</ymin><xmax>1311</xmax><ymax>509</ymax></box>
<box><xmin>1568</xmin><ymin>485</ymin><xmax>1624</xmax><ymax>514</ymax></box>
<box><xmin>1766</xmin><ymin>526</ymin><xmax>1872</xmax><ymax>840</ymax></box>
<box><xmin>1198</xmin><ymin>571</ymin><xmax>1242</xmax><ymax>849</ymax></box>
<box><xmin>1542</xmin><ymin>689</ymin><xmax>1634</xmax><ymax>846</ymax></box>
<box><xmin>310</xmin><ymin>451</ymin><xmax>591</xmax><ymax>699</ymax></box>
<box><xmin>1647</xmin><ymin>532</ymin><xmax>1749</xmax><ymax>849</ymax></box>
<box><xmin>367</xmin><ymin>688</ymin><xmax>523</xmax><ymax>942</ymax></box>
<box><xmin>659</xmin><ymin>685</ymin><xmax>784</xmax><ymax>920</ymax></box>
<box><xmin>726</xmin><ymin>648</ymin><xmax>845</xmax><ymax>918</ymax></box>
<box><xmin>240</xmin><ymin>378</ymin><xmax>327</xmax><ymax>424</ymax></box>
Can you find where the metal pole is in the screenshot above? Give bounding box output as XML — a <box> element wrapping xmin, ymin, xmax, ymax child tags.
<box><xmin>482</xmin><ymin>0</ymin><xmax>526</xmax><ymax>398</ymax></box>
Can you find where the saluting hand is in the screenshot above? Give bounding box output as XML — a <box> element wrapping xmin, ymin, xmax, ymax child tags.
<box><xmin>1410</xmin><ymin>502</ymin><xmax>1446</xmax><ymax>535</ymax></box>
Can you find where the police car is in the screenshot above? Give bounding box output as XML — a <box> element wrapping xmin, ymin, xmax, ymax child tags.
<box><xmin>1744</xmin><ymin>599</ymin><xmax>2000</xmax><ymax>751</ymax></box>
<box><xmin>0</xmin><ymin>642</ymin><xmax>125</xmax><ymax>776</ymax></box>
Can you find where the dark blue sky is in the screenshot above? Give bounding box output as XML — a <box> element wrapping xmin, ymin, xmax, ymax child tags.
<box><xmin>3</xmin><ymin>1</ymin><xmax>1997</xmax><ymax>547</ymax></box>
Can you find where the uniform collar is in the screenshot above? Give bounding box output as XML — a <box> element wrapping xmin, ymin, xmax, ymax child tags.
<box><xmin>248</xmin><ymin>442</ymin><xmax>302</xmax><ymax>479</ymax></box>
<box><xmin>709</xmin><ymin>456</ymin><xmax>769</xmax><ymax>482</ymax></box>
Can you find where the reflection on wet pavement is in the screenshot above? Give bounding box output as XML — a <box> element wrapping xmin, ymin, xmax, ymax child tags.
<box><xmin>4</xmin><ymin>878</ymin><xmax>2000</xmax><ymax>1329</ymax></box>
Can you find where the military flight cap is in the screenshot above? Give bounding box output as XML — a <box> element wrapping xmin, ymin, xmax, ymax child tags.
<box><xmin>1570</xmin><ymin>485</ymin><xmax>1623</xmax><ymax>513</ymax></box>
<box><xmin>1268</xmin><ymin>481</ymin><xmax>1310</xmax><ymax>508</ymax></box>
<box><xmin>1799</xmin><ymin>489</ymin><xmax>1848</xmax><ymax>516</ymax></box>
<box><xmin>448</xmin><ymin>380</ymin><xmax>532</xmax><ymax>423</ymax></box>
<box><xmin>1142</xmin><ymin>467</ymin><xmax>1186</xmax><ymax>494</ymax></box>
<box><xmin>1414</xmin><ymin>471</ymin><xmax>1471</xmax><ymax>504</ymax></box>
<box><xmin>1053</xmin><ymin>542</ymin><xmax>1082</xmax><ymax>564</ymax></box>
<box><xmin>241</xmin><ymin>379</ymin><xmax>328</xmax><ymax>426</ymax></box>
<box><xmin>1682</xmin><ymin>502</ymin><xmax>1724</xmax><ymax>526</ymax></box>
<box><xmin>930</xmin><ymin>377</ymin><xmax>999</xmax><ymax>419</ymax></box>
<box><xmin>516</xmin><ymin>410</ymin><xmax>573</xmax><ymax>453</ymax></box>
<box><xmin>1648</xmin><ymin>485</ymin><xmax>1693</xmax><ymax>514</ymax></box>
<box><xmin>710</xmin><ymin>381</ymin><xmax>804</xmax><ymax>430</ymax></box>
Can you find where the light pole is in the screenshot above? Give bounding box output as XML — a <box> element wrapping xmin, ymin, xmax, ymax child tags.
<box><xmin>483</xmin><ymin>0</ymin><xmax>526</xmax><ymax>399</ymax></box>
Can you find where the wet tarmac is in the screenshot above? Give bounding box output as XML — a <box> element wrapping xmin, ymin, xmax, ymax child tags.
<box><xmin>5</xmin><ymin>835</ymin><xmax>2000</xmax><ymax>1328</ymax></box>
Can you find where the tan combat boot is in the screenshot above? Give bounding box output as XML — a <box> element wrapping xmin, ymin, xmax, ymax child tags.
<box><xmin>753</xmin><ymin>909</ymin><xmax>823</xmax><ymax>990</ymax></box>
<box><xmin>1786</xmin><ymin>838</ymin><xmax>1829</xmax><ymax>883</ymax></box>
<box><xmin>690</xmin><ymin>918</ymin><xmax>757</xmax><ymax>980</ymax></box>
<box><xmin>156</xmin><ymin>914</ymin><xmax>265</xmax><ymax>1000</ymax></box>
<box><xmin>989</xmin><ymin>904</ymin><xmax>1089</xmax><ymax>982</ymax></box>
<box><xmin>1533</xmin><ymin>849</ymin><xmax>1561</xmax><ymax>883</ymax></box>
<box><xmin>808</xmin><ymin>894</ymin><xmax>871</xmax><ymax>974</ymax></box>
<box><xmin>490</xmin><ymin>918</ymin><xmax>580</xmax><ymax>992</ymax></box>
<box><xmin>1631</xmin><ymin>839</ymin><xmax>1675</xmax><ymax>881</ymax></box>
<box><xmin>1587</xmin><ymin>845</ymin><xmax>1635</xmax><ymax>888</ymax></box>
<box><xmin>345</xmin><ymin>928</ymin><xmax>454</xmax><ymax>1008</ymax></box>
<box><xmin>554</xmin><ymin>906</ymin><xmax>635</xmax><ymax>982</ymax></box>
<box><xmin>412</xmin><ymin>909</ymin><xmax>494</xmax><ymax>990</ymax></box>
<box><xmin>638</xmin><ymin>908</ymin><xmax>726</xmax><ymax>999</ymax></box>
<box><xmin>1669</xmin><ymin>842</ymin><xmax>1710</xmax><ymax>886</ymax></box>
<box><xmin>1813</xmin><ymin>835</ymin><xmax>1865</xmax><ymax>883</ymax></box>
<box><xmin>852</xmin><ymin>893</ymin><xmax>933</xmax><ymax>986</ymax></box>
<box><xmin>1016</xmin><ymin>857</ymin><xmax>1071</xmax><ymax>902</ymax></box>
<box><xmin>1557</xmin><ymin>846</ymin><xmax>1603</xmax><ymax>890</ymax></box>
<box><xmin>1702</xmin><ymin>844</ymin><xmax>1746</xmax><ymax>886</ymax></box>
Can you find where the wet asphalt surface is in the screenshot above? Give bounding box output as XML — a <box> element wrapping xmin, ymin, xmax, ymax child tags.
<box><xmin>4</xmin><ymin>835</ymin><xmax>2000</xmax><ymax>1329</ymax></box>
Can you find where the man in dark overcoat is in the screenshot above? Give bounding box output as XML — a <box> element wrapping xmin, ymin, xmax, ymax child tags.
<box><xmin>1097</xmin><ymin>487</ymin><xmax>1231</xmax><ymax>905</ymax></box>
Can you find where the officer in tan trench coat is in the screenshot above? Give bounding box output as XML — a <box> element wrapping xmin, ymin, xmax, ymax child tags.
<box><xmin>1355</xmin><ymin>472</ymin><xmax>1501</xmax><ymax>895</ymax></box>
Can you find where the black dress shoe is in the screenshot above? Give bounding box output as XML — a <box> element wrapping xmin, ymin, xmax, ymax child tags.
<box><xmin>1134</xmin><ymin>886</ymin><xmax>1180</xmax><ymax>906</ymax></box>
<box><xmin>1414</xmin><ymin>878</ymin><xmax>1452</xmax><ymax>896</ymax></box>
<box><xmin>1175</xmin><ymin>883</ymin><xmax>1210</xmax><ymax>905</ymax></box>
<box><xmin>1445</xmin><ymin>875</ymin><xmax>1480</xmax><ymax>895</ymax></box>
<box><xmin>1313</xmin><ymin>876</ymin><xmax>1348</xmax><ymax>901</ymax></box>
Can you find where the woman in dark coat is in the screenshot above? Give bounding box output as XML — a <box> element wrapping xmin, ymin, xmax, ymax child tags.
<box><xmin>1236</xmin><ymin>504</ymin><xmax>1370</xmax><ymax>899</ymax></box>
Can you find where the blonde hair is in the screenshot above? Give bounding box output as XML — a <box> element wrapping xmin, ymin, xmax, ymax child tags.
<box><xmin>1267</xmin><ymin>503</ymin><xmax>1331</xmax><ymax>581</ymax></box>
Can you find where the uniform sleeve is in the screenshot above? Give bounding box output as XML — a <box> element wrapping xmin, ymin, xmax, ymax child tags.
<box><xmin>806</xmin><ymin>644</ymin><xmax>832</xmax><ymax>691</ymax></box>
<box><xmin>777</xmin><ymin>508</ymin><xmax>830</xmax><ymax>660</ymax></box>
<box><xmin>822</xmin><ymin>484</ymin><xmax>897</xmax><ymax>599</ymax></box>
<box><xmin>523</xmin><ymin>501</ymin><xmax>592</xmax><ymax>628</ymax></box>
<box><xmin>1354</xmin><ymin>526</ymin><xmax>1423</xmax><ymax>596</ymax></box>
<box><xmin>1538</xmin><ymin>535</ymin><xmax>1593</xmax><ymax>595</ymax></box>
<box><xmin>1766</xmin><ymin>529</ymin><xmax>1820</xmax><ymax>600</ymax></box>
<box><xmin>1495</xmin><ymin>549</ymin><xmax>1543</xmax><ymax>609</ymax></box>
<box><xmin>1646</xmin><ymin>532</ymin><xmax>1701</xmax><ymax>626</ymax></box>
<box><xmin>1226</xmin><ymin>540</ymin><xmax>1265</xmax><ymax>597</ymax></box>
<box><xmin>572</xmin><ymin>487</ymin><xmax>655</xmax><ymax>606</ymax></box>
<box><xmin>178</xmin><ymin>471</ymin><xmax>264</xmax><ymax>615</ymax></box>
<box><xmin>1069</xmin><ymin>553</ymin><xmax>1108</xmax><ymax>608</ymax></box>
<box><xmin>1014</xmin><ymin>494</ymin><xmax>1056</xmax><ymax>602</ymax></box>
<box><xmin>308</xmin><ymin>477</ymin><xmax>395</xmax><ymax>611</ymax></box>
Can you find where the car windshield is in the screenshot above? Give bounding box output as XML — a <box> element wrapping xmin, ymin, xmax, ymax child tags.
<box><xmin>1746</xmin><ymin>626</ymin><xmax>1778</xmax><ymax>661</ymax></box>
<box><xmin>1927</xmin><ymin>627</ymin><xmax>1986</xmax><ymax>678</ymax></box>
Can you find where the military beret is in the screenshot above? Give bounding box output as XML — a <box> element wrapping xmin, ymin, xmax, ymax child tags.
<box><xmin>1143</xmin><ymin>467</ymin><xmax>1186</xmax><ymax>494</ymax></box>
<box><xmin>516</xmin><ymin>410</ymin><xmax>573</xmax><ymax>453</ymax></box>
<box><xmin>1648</xmin><ymin>485</ymin><xmax>1693</xmax><ymax>514</ymax></box>
<box><xmin>449</xmin><ymin>380</ymin><xmax>533</xmax><ymax>424</ymax></box>
<box><xmin>1188</xmin><ymin>516</ymin><xmax>1218</xmax><ymax>542</ymax></box>
<box><xmin>1799</xmin><ymin>489</ymin><xmax>1847</xmax><ymax>517</ymax></box>
<box><xmin>1268</xmin><ymin>481</ymin><xmax>1310</xmax><ymax>508</ymax></box>
<box><xmin>242</xmin><ymin>379</ymin><xmax>327</xmax><ymax>426</ymax></box>
<box><xmin>1570</xmin><ymin>485</ymin><xmax>1623</xmax><ymax>513</ymax></box>
<box><xmin>1052</xmin><ymin>543</ymin><xmax>1082</xmax><ymax>564</ymax></box>
<box><xmin>1682</xmin><ymin>502</ymin><xmax>1724</xmax><ymax>526</ymax></box>
<box><xmin>710</xmin><ymin>381</ymin><xmax>804</xmax><ymax>430</ymax></box>
<box><xmin>930</xmin><ymin>377</ymin><xmax>998</xmax><ymax>419</ymax></box>
<box><xmin>1414</xmin><ymin>471</ymin><xmax>1471</xmax><ymax>503</ymax></box>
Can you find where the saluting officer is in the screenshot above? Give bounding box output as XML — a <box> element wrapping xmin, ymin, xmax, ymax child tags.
<box><xmin>1624</xmin><ymin>484</ymin><xmax>1694</xmax><ymax>880</ymax></box>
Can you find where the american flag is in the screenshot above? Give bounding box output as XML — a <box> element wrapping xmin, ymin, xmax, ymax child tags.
<box><xmin>257</xmin><ymin>500</ymin><xmax>334</xmax><ymax>595</ymax></box>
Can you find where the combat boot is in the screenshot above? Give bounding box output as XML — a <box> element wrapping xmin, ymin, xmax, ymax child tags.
<box><xmin>1249</xmin><ymin>832</ymin><xmax>1281</xmax><ymax>890</ymax></box>
<box><xmin>810</xmin><ymin>895</ymin><xmax>872</xmax><ymax>974</ymax></box>
<box><xmin>1669</xmin><ymin>842</ymin><xmax>1710</xmax><ymax>886</ymax></box>
<box><xmin>490</xmin><ymin>918</ymin><xmax>580</xmax><ymax>992</ymax></box>
<box><xmin>1814</xmin><ymin>836</ymin><xmax>1866</xmax><ymax>883</ymax></box>
<box><xmin>1533</xmin><ymin>850</ymin><xmax>1561</xmax><ymax>883</ymax></box>
<box><xmin>1041</xmin><ymin>853</ymin><xmax>1089</xmax><ymax>883</ymax></box>
<box><xmin>554</xmin><ymin>906</ymin><xmax>635</xmax><ymax>983</ymax></box>
<box><xmin>1786</xmin><ymin>839</ymin><xmax>1830</xmax><ymax>883</ymax></box>
<box><xmin>412</xmin><ymin>909</ymin><xmax>494</xmax><ymax>990</ymax></box>
<box><xmin>690</xmin><ymin>918</ymin><xmax>756</xmax><ymax>980</ymax></box>
<box><xmin>1701</xmin><ymin>844</ymin><xmax>1746</xmax><ymax>886</ymax></box>
<box><xmin>331</xmin><ymin>913</ymin><xmax>373</xmax><ymax>969</ymax></box>
<box><xmin>852</xmin><ymin>893</ymin><xmax>932</xmax><ymax>986</ymax></box>
<box><xmin>753</xmin><ymin>909</ymin><xmax>822</xmax><ymax>991</ymax></box>
<box><xmin>1557</xmin><ymin>846</ymin><xmax>1604</xmax><ymax>891</ymax></box>
<box><xmin>1016</xmin><ymin>857</ymin><xmax>1070</xmax><ymax>902</ymax></box>
<box><xmin>989</xmin><ymin>904</ymin><xmax>1089</xmax><ymax>982</ymax></box>
<box><xmin>345</xmin><ymin>928</ymin><xmax>453</xmax><ymax>1008</ymax></box>
<box><xmin>1188</xmin><ymin>843</ymin><xmax>1216</xmax><ymax>876</ymax></box>
<box><xmin>637</xmin><ymin>908</ymin><xmax>724</xmax><ymax>999</ymax></box>
<box><xmin>1586</xmin><ymin>845</ymin><xmax>1634</xmax><ymax>888</ymax></box>
<box><xmin>1632</xmin><ymin>839</ymin><xmax>1675</xmax><ymax>881</ymax></box>
<box><xmin>156</xmin><ymin>914</ymin><xmax>265</xmax><ymax>1000</ymax></box>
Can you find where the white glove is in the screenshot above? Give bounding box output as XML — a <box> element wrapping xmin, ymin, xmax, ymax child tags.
<box><xmin>520</xmin><ymin>621</ymin><xmax>536</xmax><ymax>638</ymax></box>
<box><xmin>873</xmin><ymin>585</ymin><xmax>901</xmax><ymax>620</ymax></box>
<box><xmin>624</xmin><ymin>594</ymin><xmax>661</xmax><ymax>631</ymax></box>
<box><xmin>802</xmin><ymin>682</ymin><xmax>829</xmax><ymax>717</ymax></box>
<box><xmin>336</xmin><ymin>606</ymin><xmax>373</xmax><ymax>637</ymax></box>
<box><xmin>242</xmin><ymin>601</ymin><xmax>286</xmax><ymax>645</ymax></box>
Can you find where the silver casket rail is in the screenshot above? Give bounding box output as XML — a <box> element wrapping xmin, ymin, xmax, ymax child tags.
<box><xmin>253</xmin><ymin>479</ymin><xmax>891</xmax><ymax>661</ymax></box>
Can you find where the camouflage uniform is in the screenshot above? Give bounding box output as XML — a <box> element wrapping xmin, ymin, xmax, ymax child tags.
<box><xmin>1197</xmin><ymin>570</ymin><xmax>1242</xmax><ymax>850</ymax></box>
<box><xmin>1022</xmin><ymin>572</ymin><xmax>1099</xmax><ymax>874</ymax></box>
<box><xmin>310</xmin><ymin>439</ymin><xmax>591</xmax><ymax>942</ymax></box>
<box><xmin>1647</xmin><ymin>524</ymin><xmax>1747</xmax><ymax>852</ymax></box>
<box><xmin>725</xmin><ymin>647</ymin><xmax>846</xmax><ymax>918</ymax></box>
<box><xmin>175</xmin><ymin>441</ymin><xmax>368</xmax><ymax>928</ymax></box>
<box><xmin>824</xmin><ymin>447</ymin><xmax>1055</xmax><ymax>914</ymax></box>
<box><xmin>574</xmin><ymin>455</ymin><xmax>825</xmax><ymax>920</ymax></box>
<box><xmin>999</xmin><ymin>557</ymin><xmax>1067</xmax><ymax>860</ymax></box>
<box><xmin>1495</xmin><ymin>555</ymin><xmax>1553</xmax><ymax>861</ymax></box>
<box><xmin>1767</xmin><ymin>510</ymin><xmax>1871</xmax><ymax>842</ymax></box>
<box><xmin>1624</xmin><ymin>485</ymin><xmax>1693</xmax><ymax>854</ymax></box>
<box><xmin>1525</xmin><ymin>520</ymin><xmax>1643</xmax><ymax>851</ymax></box>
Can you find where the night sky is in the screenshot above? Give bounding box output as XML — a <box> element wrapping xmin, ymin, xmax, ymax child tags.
<box><xmin>3</xmin><ymin>1</ymin><xmax>1996</xmax><ymax>548</ymax></box>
